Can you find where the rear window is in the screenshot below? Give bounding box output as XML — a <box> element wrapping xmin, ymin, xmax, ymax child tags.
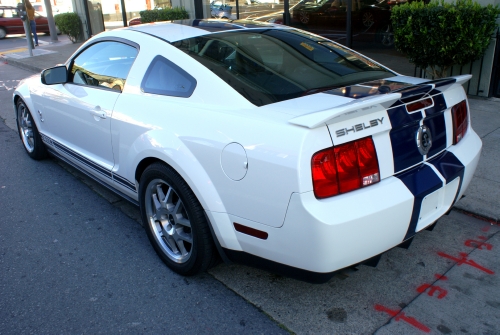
<box><xmin>172</xmin><ymin>28</ymin><xmax>393</xmax><ymax>106</ymax></box>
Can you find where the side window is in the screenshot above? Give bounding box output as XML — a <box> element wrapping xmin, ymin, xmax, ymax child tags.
<box><xmin>70</xmin><ymin>41</ymin><xmax>138</xmax><ymax>92</ymax></box>
<box><xmin>3</xmin><ymin>9</ymin><xmax>15</xmax><ymax>18</ymax></box>
<box><xmin>141</xmin><ymin>55</ymin><xmax>197</xmax><ymax>98</ymax></box>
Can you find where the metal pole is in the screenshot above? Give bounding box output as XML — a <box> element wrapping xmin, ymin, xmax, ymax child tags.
<box><xmin>283</xmin><ymin>0</ymin><xmax>290</xmax><ymax>25</ymax></box>
<box><xmin>121</xmin><ymin>0</ymin><xmax>128</xmax><ymax>27</ymax></box>
<box><xmin>23</xmin><ymin>19</ymin><xmax>34</xmax><ymax>56</ymax></box>
<box><xmin>43</xmin><ymin>0</ymin><xmax>58</xmax><ymax>42</ymax></box>
<box><xmin>236</xmin><ymin>0</ymin><xmax>240</xmax><ymax>19</ymax></box>
<box><xmin>346</xmin><ymin>0</ymin><xmax>352</xmax><ymax>48</ymax></box>
<box><xmin>82</xmin><ymin>0</ymin><xmax>92</xmax><ymax>38</ymax></box>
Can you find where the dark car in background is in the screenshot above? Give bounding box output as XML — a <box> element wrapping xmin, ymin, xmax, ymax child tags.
<box><xmin>0</xmin><ymin>5</ymin><xmax>52</xmax><ymax>39</ymax></box>
<box><xmin>292</xmin><ymin>0</ymin><xmax>391</xmax><ymax>28</ymax></box>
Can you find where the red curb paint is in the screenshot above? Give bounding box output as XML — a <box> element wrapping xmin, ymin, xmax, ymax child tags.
<box><xmin>374</xmin><ymin>304</ymin><xmax>431</xmax><ymax>333</ymax></box>
<box><xmin>434</xmin><ymin>274</ymin><xmax>448</xmax><ymax>280</ymax></box>
<box><xmin>416</xmin><ymin>283</ymin><xmax>448</xmax><ymax>299</ymax></box>
<box><xmin>437</xmin><ymin>252</ymin><xmax>495</xmax><ymax>274</ymax></box>
<box><xmin>464</xmin><ymin>238</ymin><xmax>493</xmax><ymax>250</ymax></box>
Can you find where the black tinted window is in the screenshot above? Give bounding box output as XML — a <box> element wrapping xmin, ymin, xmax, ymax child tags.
<box><xmin>70</xmin><ymin>41</ymin><xmax>138</xmax><ymax>92</ymax></box>
<box><xmin>173</xmin><ymin>29</ymin><xmax>393</xmax><ymax>106</ymax></box>
<box><xmin>141</xmin><ymin>56</ymin><xmax>197</xmax><ymax>97</ymax></box>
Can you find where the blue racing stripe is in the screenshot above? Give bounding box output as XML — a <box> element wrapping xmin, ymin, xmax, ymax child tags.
<box><xmin>424</xmin><ymin>113</ymin><xmax>447</xmax><ymax>158</ymax></box>
<box><xmin>113</xmin><ymin>173</ymin><xmax>136</xmax><ymax>192</ymax></box>
<box><xmin>396</xmin><ymin>164</ymin><xmax>443</xmax><ymax>240</ymax></box>
<box><xmin>424</xmin><ymin>93</ymin><xmax>447</xmax><ymax>116</ymax></box>
<box><xmin>428</xmin><ymin>151</ymin><xmax>465</xmax><ymax>204</ymax></box>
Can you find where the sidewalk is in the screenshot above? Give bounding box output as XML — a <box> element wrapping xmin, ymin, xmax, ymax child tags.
<box><xmin>1</xmin><ymin>39</ymin><xmax>499</xmax><ymax>222</ymax></box>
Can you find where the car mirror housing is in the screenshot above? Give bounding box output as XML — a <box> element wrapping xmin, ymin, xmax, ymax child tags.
<box><xmin>41</xmin><ymin>66</ymin><xmax>68</xmax><ymax>85</ymax></box>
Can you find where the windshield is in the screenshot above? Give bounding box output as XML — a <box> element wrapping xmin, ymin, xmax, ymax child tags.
<box><xmin>173</xmin><ymin>28</ymin><xmax>394</xmax><ymax>106</ymax></box>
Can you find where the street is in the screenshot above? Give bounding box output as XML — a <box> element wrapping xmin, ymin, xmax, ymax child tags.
<box><xmin>0</xmin><ymin>34</ymin><xmax>70</xmax><ymax>54</ymax></box>
<box><xmin>1</xmin><ymin>45</ymin><xmax>500</xmax><ymax>334</ymax></box>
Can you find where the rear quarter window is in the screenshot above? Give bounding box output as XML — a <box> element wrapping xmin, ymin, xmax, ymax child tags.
<box><xmin>141</xmin><ymin>55</ymin><xmax>197</xmax><ymax>98</ymax></box>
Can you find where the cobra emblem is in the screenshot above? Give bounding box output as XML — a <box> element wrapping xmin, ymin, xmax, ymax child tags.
<box><xmin>416</xmin><ymin>125</ymin><xmax>432</xmax><ymax>156</ymax></box>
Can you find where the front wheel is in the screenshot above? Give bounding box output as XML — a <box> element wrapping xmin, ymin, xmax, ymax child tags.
<box><xmin>299</xmin><ymin>11</ymin><xmax>310</xmax><ymax>24</ymax></box>
<box><xmin>139</xmin><ymin>163</ymin><xmax>218</xmax><ymax>276</ymax></box>
<box><xmin>16</xmin><ymin>99</ymin><xmax>47</xmax><ymax>160</ymax></box>
<box><xmin>361</xmin><ymin>11</ymin><xmax>374</xmax><ymax>27</ymax></box>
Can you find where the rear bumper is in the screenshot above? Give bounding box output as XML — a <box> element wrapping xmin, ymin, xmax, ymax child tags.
<box><xmin>230</xmin><ymin>129</ymin><xmax>482</xmax><ymax>275</ymax></box>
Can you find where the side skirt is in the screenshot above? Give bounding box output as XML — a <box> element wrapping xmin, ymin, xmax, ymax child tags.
<box><xmin>48</xmin><ymin>148</ymin><xmax>140</xmax><ymax>207</ymax></box>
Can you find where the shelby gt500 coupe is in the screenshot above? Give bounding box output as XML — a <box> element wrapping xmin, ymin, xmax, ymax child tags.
<box><xmin>13</xmin><ymin>19</ymin><xmax>481</xmax><ymax>283</ymax></box>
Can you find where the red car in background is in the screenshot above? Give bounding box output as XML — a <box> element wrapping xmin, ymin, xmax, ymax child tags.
<box><xmin>0</xmin><ymin>5</ymin><xmax>51</xmax><ymax>39</ymax></box>
<box><xmin>128</xmin><ymin>17</ymin><xmax>142</xmax><ymax>26</ymax></box>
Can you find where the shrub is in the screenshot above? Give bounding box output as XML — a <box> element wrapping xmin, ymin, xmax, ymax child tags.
<box><xmin>140</xmin><ymin>7</ymin><xmax>189</xmax><ymax>23</ymax></box>
<box><xmin>54</xmin><ymin>12</ymin><xmax>81</xmax><ymax>43</ymax></box>
<box><xmin>391</xmin><ymin>0</ymin><xmax>500</xmax><ymax>78</ymax></box>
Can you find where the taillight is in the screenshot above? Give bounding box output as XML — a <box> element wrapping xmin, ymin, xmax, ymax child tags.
<box><xmin>451</xmin><ymin>100</ymin><xmax>468</xmax><ymax>144</ymax></box>
<box><xmin>312</xmin><ymin>137</ymin><xmax>380</xmax><ymax>199</ymax></box>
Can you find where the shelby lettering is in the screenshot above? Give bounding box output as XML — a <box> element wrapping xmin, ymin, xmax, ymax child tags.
<box><xmin>336</xmin><ymin>117</ymin><xmax>384</xmax><ymax>137</ymax></box>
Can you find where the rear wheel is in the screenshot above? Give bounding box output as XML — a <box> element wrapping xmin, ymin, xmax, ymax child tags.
<box><xmin>16</xmin><ymin>99</ymin><xmax>46</xmax><ymax>160</ymax></box>
<box><xmin>0</xmin><ymin>27</ymin><xmax>7</xmax><ymax>39</ymax></box>
<box><xmin>139</xmin><ymin>163</ymin><xmax>218</xmax><ymax>276</ymax></box>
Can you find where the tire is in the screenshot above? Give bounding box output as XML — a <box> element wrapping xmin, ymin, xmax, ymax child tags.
<box><xmin>379</xmin><ymin>24</ymin><xmax>394</xmax><ymax>47</ymax></box>
<box><xmin>139</xmin><ymin>162</ymin><xmax>218</xmax><ymax>276</ymax></box>
<box><xmin>16</xmin><ymin>99</ymin><xmax>47</xmax><ymax>160</ymax></box>
<box><xmin>0</xmin><ymin>27</ymin><xmax>7</xmax><ymax>39</ymax></box>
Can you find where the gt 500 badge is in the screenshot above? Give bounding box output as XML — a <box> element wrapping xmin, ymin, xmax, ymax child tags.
<box><xmin>336</xmin><ymin>117</ymin><xmax>385</xmax><ymax>137</ymax></box>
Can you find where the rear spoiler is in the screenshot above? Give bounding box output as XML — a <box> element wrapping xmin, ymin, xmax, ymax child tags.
<box><xmin>288</xmin><ymin>75</ymin><xmax>472</xmax><ymax>129</ymax></box>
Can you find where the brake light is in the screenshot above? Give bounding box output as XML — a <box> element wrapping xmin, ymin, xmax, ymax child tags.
<box><xmin>451</xmin><ymin>100</ymin><xmax>468</xmax><ymax>144</ymax></box>
<box><xmin>312</xmin><ymin>137</ymin><xmax>380</xmax><ymax>199</ymax></box>
<box><xmin>406</xmin><ymin>97</ymin><xmax>433</xmax><ymax>113</ymax></box>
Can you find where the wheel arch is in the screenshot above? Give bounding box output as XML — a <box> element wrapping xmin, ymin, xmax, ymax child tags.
<box><xmin>133</xmin><ymin>151</ymin><xmax>226</xmax><ymax>214</ymax></box>
<box><xmin>134</xmin><ymin>154</ymin><xmax>241</xmax><ymax>252</ymax></box>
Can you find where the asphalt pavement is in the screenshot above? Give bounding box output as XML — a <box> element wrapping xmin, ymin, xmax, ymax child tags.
<box><xmin>1</xmin><ymin>37</ymin><xmax>499</xmax><ymax>334</ymax></box>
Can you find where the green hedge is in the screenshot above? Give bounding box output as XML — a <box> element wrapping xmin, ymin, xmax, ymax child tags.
<box><xmin>391</xmin><ymin>0</ymin><xmax>500</xmax><ymax>78</ymax></box>
<box><xmin>139</xmin><ymin>7</ymin><xmax>189</xmax><ymax>23</ymax></box>
<box><xmin>54</xmin><ymin>12</ymin><xmax>81</xmax><ymax>43</ymax></box>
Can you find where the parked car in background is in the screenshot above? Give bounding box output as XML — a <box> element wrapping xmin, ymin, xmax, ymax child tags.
<box><xmin>292</xmin><ymin>0</ymin><xmax>391</xmax><ymax>28</ymax></box>
<box><xmin>0</xmin><ymin>5</ymin><xmax>54</xmax><ymax>39</ymax></box>
<box><xmin>128</xmin><ymin>17</ymin><xmax>142</xmax><ymax>26</ymax></box>
<box><xmin>14</xmin><ymin>20</ymin><xmax>482</xmax><ymax>283</ymax></box>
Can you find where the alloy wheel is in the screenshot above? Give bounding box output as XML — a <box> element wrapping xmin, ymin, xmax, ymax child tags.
<box><xmin>18</xmin><ymin>103</ymin><xmax>35</xmax><ymax>153</ymax></box>
<box><xmin>145</xmin><ymin>178</ymin><xmax>193</xmax><ymax>264</ymax></box>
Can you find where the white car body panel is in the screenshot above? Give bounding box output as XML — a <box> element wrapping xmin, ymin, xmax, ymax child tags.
<box><xmin>13</xmin><ymin>21</ymin><xmax>483</xmax><ymax>281</ymax></box>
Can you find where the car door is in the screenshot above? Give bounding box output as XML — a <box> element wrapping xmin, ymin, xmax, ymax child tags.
<box><xmin>34</xmin><ymin>13</ymin><xmax>49</xmax><ymax>32</ymax></box>
<box><xmin>33</xmin><ymin>40</ymin><xmax>138</xmax><ymax>184</ymax></box>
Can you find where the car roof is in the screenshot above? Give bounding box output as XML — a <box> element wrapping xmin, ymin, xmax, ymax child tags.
<box><xmin>128</xmin><ymin>19</ymin><xmax>287</xmax><ymax>42</ymax></box>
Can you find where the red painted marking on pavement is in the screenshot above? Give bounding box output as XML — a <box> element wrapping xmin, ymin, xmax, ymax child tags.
<box><xmin>464</xmin><ymin>238</ymin><xmax>493</xmax><ymax>250</ymax></box>
<box><xmin>437</xmin><ymin>252</ymin><xmax>495</xmax><ymax>274</ymax></box>
<box><xmin>374</xmin><ymin>304</ymin><xmax>431</xmax><ymax>333</ymax></box>
<box><xmin>434</xmin><ymin>274</ymin><xmax>448</xmax><ymax>280</ymax></box>
<box><xmin>416</xmin><ymin>283</ymin><xmax>448</xmax><ymax>299</ymax></box>
<box><xmin>481</xmin><ymin>226</ymin><xmax>491</xmax><ymax>232</ymax></box>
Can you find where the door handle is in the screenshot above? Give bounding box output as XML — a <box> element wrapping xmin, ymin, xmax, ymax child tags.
<box><xmin>91</xmin><ymin>106</ymin><xmax>106</xmax><ymax>119</ymax></box>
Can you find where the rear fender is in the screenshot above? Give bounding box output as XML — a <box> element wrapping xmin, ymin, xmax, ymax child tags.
<box><xmin>129</xmin><ymin>131</ymin><xmax>242</xmax><ymax>250</ymax></box>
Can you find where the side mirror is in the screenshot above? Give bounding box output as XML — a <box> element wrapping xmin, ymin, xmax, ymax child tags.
<box><xmin>41</xmin><ymin>65</ymin><xmax>68</xmax><ymax>85</ymax></box>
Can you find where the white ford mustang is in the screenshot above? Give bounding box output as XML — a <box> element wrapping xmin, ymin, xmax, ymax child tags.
<box><xmin>13</xmin><ymin>19</ymin><xmax>482</xmax><ymax>283</ymax></box>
